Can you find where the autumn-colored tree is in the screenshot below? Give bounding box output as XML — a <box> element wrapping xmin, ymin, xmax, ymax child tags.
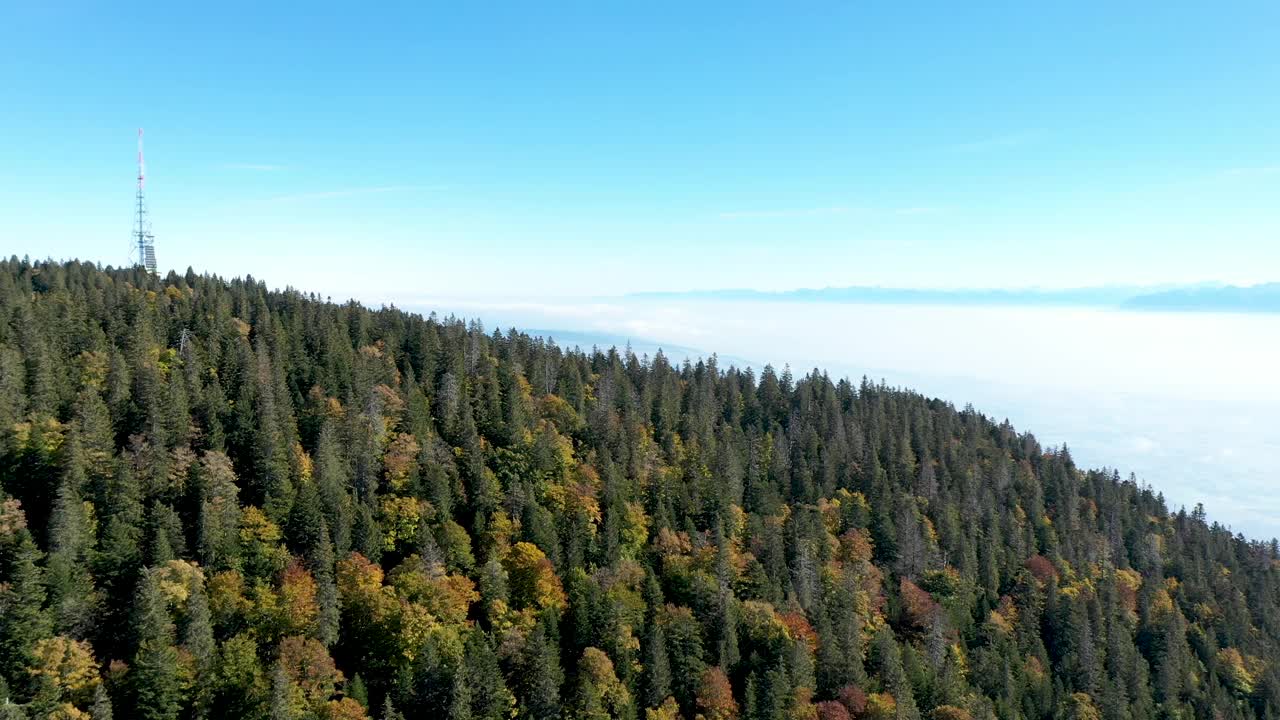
<box><xmin>1214</xmin><ymin>648</ymin><xmax>1258</xmax><ymax>698</ymax></box>
<box><xmin>336</xmin><ymin>553</ymin><xmax>393</xmax><ymax>624</ymax></box>
<box><xmin>695</xmin><ymin>667</ymin><xmax>737</xmax><ymax>720</ymax></box>
<box><xmin>503</xmin><ymin>542</ymin><xmax>566</xmax><ymax>613</ymax></box>
<box><xmin>898</xmin><ymin>578</ymin><xmax>940</xmax><ymax>632</ymax></box>
<box><xmin>45</xmin><ymin>703</ymin><xmax>92</xmax><ymax>719</ymax></box>
<box><xmin>240</xmin><ymin>506</ymin><xmax>290</xmax><ymax>580</ymax></box>
<box><xmin>1057</xmin><ymin>693</ymin><xmax>1101</xmax><ymax>720</ymax></box>
<box><xmin>378</xmin><ymin>496</ymin><xmax>427</xmax><ymax>553</ymax></box>
<box><xmin>1023</xmin><ymin>555</ymin><xmax>1057</xmax><ymax>585</ymax></box>
<box><xmin>274</xmin><ymin>561</ymin><xmax>321</xmax><ymax>638</ymax></box>
<box><xmin>278</xmin><ymin>636</ymin><xmax>344</xmax><ymax>708</ymax></box>
<box><xmin>815</xmin><ymin>700</ymin><xmax>850</xmax><ymax>720</ymax></box>
<box><xmin>382</xmin><ymin>433</ymin><xmax>420</xmax><ymax>494</ymax></box>
<box><xmin>388</xmin><ymin>556</ymin><xmax>477</xmax><ymax>626</ymax></box>
<box><xmin>318</xmin><ymin>697</ymin><xmax>370</xmax><ymax>720</ymax></box>
<box><xmin>862</xmin><ymin>692</ymin><xmax>897</xmax><ymax>720</ymax></box>
<box><xmin>572</xmin><ymin>647</ymin><xmax>632</xmax><ymax>720</ymax></box>
<box><xmin>929</xmin><ymin>705</ymin><xmax>973</xmax><ymax>720</ymax></box>
<box><xmin>836</xmin><ymin>686</ymin><xmax>866</xmax><ymax>717</ymax></box>
<box><xmin>27</xmin><ymin>636</ymin><xmax>99</xmax><ymax>713</ymax></box>
<box><xmin>645</xmin><ymin>697</ymin><xmax>682</xmax><ymax>720</ymax></box>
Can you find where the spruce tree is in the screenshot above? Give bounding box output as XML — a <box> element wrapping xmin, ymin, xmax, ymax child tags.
<box><xmin>462</xmin><ymin>631</ymin><xmax>514</xmax><ymax>720</ymax></box>
<box><xmin>515</xmin><ymin>617</ymin><xmax>564</xmax><ymax>720</ymax></box>
<box><xmin>0</xmin><ymin>499</ymin><xmax>50</xmax><ymax>698</ymax></box>
<box><xmin>46</xmin><ymin>460</ymin><xmax>97</xmax><ymax>638</ymax></box>
<box><xmin>89</xmin><ymin>683</ymin><xmax>113</xmax><ymax>720</ymax></box>
<box><xmin>130</xmin><ymin>571</ymin><xmax>181</xmax><ymax>720</ymax></box>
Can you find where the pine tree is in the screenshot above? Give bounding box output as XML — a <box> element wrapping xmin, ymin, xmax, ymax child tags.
<box><xmin>197</xmin><ymin>451</ymin><xmax>242</xmax><ymax>570</ymax></box>
<box><xmin>347</xmin><ymin>675</ymin><xmax>368</xmax><ymax>710</ymax></box>
<box><xmin>380</xmin><ymin>697</ymin><xmax>405</xmax><ymax>720</ymax></box>
<box><xmin>183</xmin><ymin>571</ymin><xmax>215</xmax><ymax>720</ymax></box>
<box><xmin>869</xmin><ymin>626</ymin><xmax>920</xmax><ymax>720</ymax></box>
<box><xmin>313</xmin><ymin>424</ymin><xmax>352</xmax><ymax>558</ymax></box>
<box><xmin>46</xmin><ymin>460</ymin><xmax>97</xmax><ymax>638</ymax></box>
<box><xmin>269</xmin><ymin>661</ymin><xmax>301</xmax><ymax>720</ymax></box>
<box><xmin>663</xmin><ymin>605</ymin><xmax>707</xmax><ymax>717</ymax></box>
<box><xmin>130</xmin><ymin>571</ymin><xmax>181</xmax><ymax>720</ymax></box>
<box><xmin>0</xmin><ymin>699</ymin><xmax>28</xmax><ymax>720</ymax></box>
<box><xmin>0</xmin><ymin>499</ymin><xmax>50</xmax><ymax>697</ymax></box>
<box><xmin>515</xmin><ymin>617</ymin><xmax>564</xmax><ymax>720</ymax></box>
<box><xmin>314</xmin><ymin>526</ymin><xmax>341</xmax><ymax>647</ymax></box>
<box><xmin>89</xmin><ymin>683</ymin><xmax>113</xmax><ymax>720</ymax></box>
<box><xmin>641</xmin><ymin>576</ymin><xmax>672</xmax><ymax>711</ymax></box>
<box><xmin>462</xmin><ymin>631</ymin><xmax>514</xmax><ymax>720</ymax></box>
<box><xmin>448</xmin><ymin>669</ymin><xmax>473</xmax><ymax>720</ymax></box>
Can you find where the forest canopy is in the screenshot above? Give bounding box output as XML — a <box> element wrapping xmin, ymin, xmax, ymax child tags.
<box><xmin>1</xmin><ymin>258</ymin><xmax>1278</xmax><ymax>720</ymax></box>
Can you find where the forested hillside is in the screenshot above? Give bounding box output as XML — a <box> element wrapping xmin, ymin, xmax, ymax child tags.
<box><xmin>2</xmin><ymin>258</ymin><xmax>1279</xmax><ymax>720</ymax></box>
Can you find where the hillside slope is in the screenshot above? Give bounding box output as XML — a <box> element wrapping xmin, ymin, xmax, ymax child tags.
<box><xmin>1</xmin><ymin>259</ymin><xmax>1278</xmax><ymax>720</ymax></box>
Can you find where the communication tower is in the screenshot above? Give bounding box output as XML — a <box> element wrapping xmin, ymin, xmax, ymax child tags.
<box><xmin>133</xmin><ymin>128</ymin><xmax>157</xmax><ymax>274</ymax></box>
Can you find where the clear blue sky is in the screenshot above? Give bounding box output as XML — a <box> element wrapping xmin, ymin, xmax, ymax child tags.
<box><xmin>4</xmin><ymin>2</ymin><xmax>1278</xmax><ymax>300</ymax></box>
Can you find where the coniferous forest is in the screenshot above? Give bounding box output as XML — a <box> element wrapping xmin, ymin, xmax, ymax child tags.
<box><xmin>3</xmin><ymin>258</ymin><xmax>1280</xmax><ymax>720</ymax></box>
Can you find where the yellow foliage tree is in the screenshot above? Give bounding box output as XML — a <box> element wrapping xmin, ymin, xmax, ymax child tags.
<box><xmin>931</xmin><ymin>705</ymin><xmax>974</xmax><ymax>720</ymax></box>
<box><xmin>382</xmin><ymin>433</ymin><xmax>420</xmax><ymax>492</ymax></box>
<box><xmin>1215</xmin><ymin>647</ymin><xmax>1258</xmax><ymax>697</ymax></box>
<box><xmin>863</xmin><ymin>692</ymin><xmax>897</xmax><ymax>720</ymax></box>
<box><xmin>336</xmin><ymin>553</ymin><xmax>395</xmax><ymax>624</ymax></box>
<box><xmin>240</xmin><ymin>506</ymin><xmax>289</xmax><ymax>579</ymax></box>
<box><xmin>504</xmin><ymin>542</ymin><xmax>566</xmax><ymax>613</ymax></box>
<box><xmin>577</xmin><ymin>647</ymin><xmax>632</xmax><ymax>719</ymax></box>
<box><xmin>46</xmin><ymin>704</ymin><xmax>92</xmax><ymax>720</ymax></box>
<box><xmin>275</xmin><ymin>560</ymin><xmax>320</xmax><ymax>638</ymax></box>
<box><xmin>379</xmin><ymin>496</ymin><xmax>428</xmax><ymax>552</ymax></box>
<box><xmin>1058</xmin><ymin>693</ymin><xmax>1102</xmax><ymax>720</ymax></box>
<box><xmin>318</xmin><ymin>697</ymin><xmax>370</xmax><ymax>719</ymax></box>
<box><xmin>646</xmin><ymin>696</ymin><xmax>682</xmax><ymax>720</ymax></box>
<box><xmin>28</xmin><ymin>636</ymin><xmax>99</xmax><ymax>708</ymax></box>
<box><xmin>153</xmin><ymin>559</ymin><xmax>204</xmax><ymax>610</ymax></box>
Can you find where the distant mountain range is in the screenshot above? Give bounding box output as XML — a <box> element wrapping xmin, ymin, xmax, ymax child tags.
<box><xmin>1121</xmin><ymin>283</ymin><xmax>1280</xmax><ymax>312</ymax></box>
<box><xmin>631</xmin><ymin>282</ymin><xmax>1280</xmax><ymax>313</ymax></box>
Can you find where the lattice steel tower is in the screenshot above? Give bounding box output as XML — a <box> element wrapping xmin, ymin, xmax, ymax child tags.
<box><xmin>133</xmin><ymin>128</ymin><xmax>157</xmax><ymax>274</ymax></box>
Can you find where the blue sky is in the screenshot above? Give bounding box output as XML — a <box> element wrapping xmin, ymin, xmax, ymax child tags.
<box><xmin>3</xmin><ymin>2</ymin><xmax>1279</xmax><ymax>300</ymax></box>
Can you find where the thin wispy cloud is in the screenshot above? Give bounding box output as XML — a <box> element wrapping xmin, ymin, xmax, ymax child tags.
<box><xmin>222</xmin><ymin>162</ymin><xmax>287</xmax><ymax>171</ymax></box>
<box><xmin>1222</xmin><ymin>166</ymin><xmax>1280</xmax><ymax>177</ymax></box>
<box><xmin>1131</xmin><ymin>436</ymin><xmax>1158</xmax><ymax>453</ymax></box>
<box><xmin>948</xmin><ymin>130</ymin><xmax>1042</xmax><ymax>153</ymax></box>
<box><xmin>266</xmin><ymin>185</ymin><xmax>439</xmax><ymax>203</ymax></box>
<box><xmin>718</xmin><ymin>205</ymin><xmax>944</xmax><ymax>220</ymax></box>
<box><xmin>718</xmin><ymin>206</ymin><xmax>858</xmax><ymax>220</ymax></box>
